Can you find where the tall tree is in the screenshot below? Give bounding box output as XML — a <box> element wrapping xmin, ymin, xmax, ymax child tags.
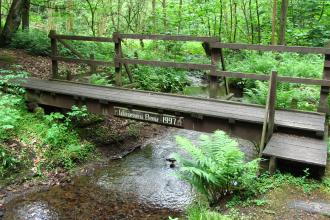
<box><xmin>271</xmin><ymin>0</ymin><xmax>277</xmax><ymax>45</ymax></box>
<box><xmin>21</xmin><ymin>0</ymin><xmax>30</xmax><ymax>30</ymax></box>
<box><xmin>162</xmin><ymin>0</ymin><xmax>167</xmax><ymax>32</ymax></box>
<box><xmin>278</xmin><ymin>0</ymin><xmax>288</xmax><ymax>45</ymax></box>
<box><xmin>0</xmin><ymin>0</ymin><xmax>2</xmax><ymax>30</ymax></box>
<box><xmin>0</xmin><ymin>0</ymin><xmax>24</xmax><ymax>46</ymax></box>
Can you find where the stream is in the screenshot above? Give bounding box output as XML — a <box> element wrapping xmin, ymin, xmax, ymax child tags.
<box><xmin>3</xmin><ymin>128</ymin><xmax>257</xmax><ymax>220</ymax></box>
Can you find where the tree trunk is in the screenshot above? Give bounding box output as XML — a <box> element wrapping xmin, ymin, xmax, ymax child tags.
<box><xmin>271</xmin><ymin>0</ymin><xmax>277</xmax><ymax>45</ymax></box>
<box><xmin>0</xmin><ymin>0</ymin><xmax>2</xmax><ymax>30</ymax></box>
<box><xmin>66</xmin><ymin>0</ymin><xmax>74</xmax><ymax>33</ymax></box>
<box><xmin>178</xmin><ymin>0</ymin><xmax>183</xmax><ymax>34</ymax></box>
<box><xmin>21</xmin><ymin>0</ymin><xmax>30</xmax><ymax>30</ymax></box>
<box><xmin>162</xmin><ymin>0</ymin><xmax>167</xmax><ymax>32</ymax></box>
<box><xmin>255</xmin><ymin>0</ymin><xmax>261</xmax><ymax>44</ymax></box>
<box><xmin>0</xmin><ymin>0</ymin><xmax>24</xmax><ymax>46</ymax></box>
<box><xmin>278</xmin><ymin>0</ymin><xmax>288</xmax><ymax>45</ymax></box>
<box><xmin>152</xmin><ymin>0</ymin><xmax>156</xmax><ymax>32</ymax></box>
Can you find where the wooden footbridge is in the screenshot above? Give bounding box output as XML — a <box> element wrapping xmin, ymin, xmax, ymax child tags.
<box><xmin>20</xmin><ymin>32</ymin><xmax>330</xmax><ymax>174</ymax></box>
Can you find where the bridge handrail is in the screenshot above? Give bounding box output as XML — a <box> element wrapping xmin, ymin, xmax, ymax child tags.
<box><xmin>213</xmin><ymin>70</ymin><xmax>330</xmax><ymax>86</ymax></box>
<box><xmin>48</xmin><ymin>30</ymin><xmax>330</xmax><ymax>113</ymax></box>
<box><xmin>209</xmin><ymin>42</ymin><xmax>330</xmax><ymax>54</ymax></box>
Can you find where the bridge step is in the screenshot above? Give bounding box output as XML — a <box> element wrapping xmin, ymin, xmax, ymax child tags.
<box><xmin>263</xmin><ymin>133</ymin><xmax>328</xmax><ymax>167</ymax></box>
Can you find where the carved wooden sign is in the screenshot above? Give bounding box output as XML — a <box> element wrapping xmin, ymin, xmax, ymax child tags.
<box><xmin>114</xmin><ymin>107</ymin><xmax>184</xmax><ymax>127</ymax></box>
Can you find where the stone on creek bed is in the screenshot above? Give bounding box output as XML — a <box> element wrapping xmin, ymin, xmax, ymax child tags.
<box><xmin>288</xmin><ymin>200</ymin><xmax>330</xmax><ymax>216</ymax></box>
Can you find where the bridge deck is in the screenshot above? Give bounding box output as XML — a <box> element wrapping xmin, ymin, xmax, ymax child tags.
<box><xmin>263</xmin><ymin>133</ymin><xmax>327</xmax><ymax>167</ymax></box>
<box><xmin>20</xmin><ymin>78</ymin><xmax>326</xmax><ymax>133</ymax></box>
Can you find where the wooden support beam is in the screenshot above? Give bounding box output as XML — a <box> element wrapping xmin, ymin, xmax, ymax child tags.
<box><xmin>267</xmin><ymin>71</ymin><xmax>278</xmax><ymax>140</ymax></box>
<box><xmin>269</xmin><ymin>156</ymin><xmax>277</xmax><ymax>175</ymax></box>
<box><xmin>49</xmin><ymin>30</ymin><xmax>58</xmax><ymax>79</ymax></box>
<box><xmin>259</xmin><ymin>71</ymin><xmax>277</xmax><ymax>156</ymax></box>
<box><xmin>90</xmin><ymin>54</ymin><xmax>97</xmax><ymax>73</ymax></box>
<box><xmin>209</xmin><ymin>48</ymin><xmax>220</xmax><ymax>98</ymax></box>
<box><xmin>119</xmin><ymin>34</ymin><xmax>218</xmax><ymax>42</ymax></box>
<box><xmin>51</xmin><ymin>34</ymin><xmax>114</xmax><ymax>42</ymax></box>
<box><xmin>209</xmin><ymin>42</ymin><xmax>330</xmax><ymax>54</ymax></box>
<box><xmin>318</xmin><ymin>54</ymin><xmax>330</xmax><ymax>114</ymax></box>
<box><xmin>213</xmin><ymin>70</ymin><xmax>330</xmax><ymax>86</ymax></box>
<box><xmin>114</xmin><ymin>32</ymin><xmax>122</xmax><ymax>86</ymax></box>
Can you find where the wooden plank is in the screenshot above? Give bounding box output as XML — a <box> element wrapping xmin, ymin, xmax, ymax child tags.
<box><xmin>209</xmin><ymin>42</ymin><xmax>330</xmax><ymax>54</ymax></box>
<box><xmin>114</xmin><ymin>32</ymin><xmax>123</xmax><ymax>86</ymax></box>
<box><xmin>213</xmin><ymin>71</ymin><xmax>330</xmax><ymax>86</ymax></box>
<box><xmin>51</xmin><ymin>56</ymin><xmax>113</xmax><ymax>66</ymax></box>
<box><xmin>260</xmin><ymin>71</ymin><xmax>277</xmax><ymax>155</ymax></box>
<box><xmin>325</xmin><ymin>60</ymin><xmax>330</xmax><ymax>68</ymax></box>
<box><xmin>267</xmin><ymin>71</ymin><xmax>278</xmax><ymax>140</ymax></box>
<box><xmin>116</xmin><ymin>58</ymin><xmax>215</xmax><ymax>70</ymax></box>
<box><xmin>263</xmin><ymin>133</ymin><xmax>327</xmax><ymax>166</ymax></box>
<box><xmin>318</xmin><ymin>54</ymin><xmax>330</xmax><ymax>113</ymax></box>
<box><xmin>49</xmin><ymin>30</ymin><xmax>58</xmax><ymax>79</ymax></box>
<box><xmin>119</xmin><ymin>34</ymin><xmax>218</xmax><ymax>42</ymax></box>
<box><xmin>19</xmin><ymin>78</ymin><xmax>326</xmax><ymax>133</ymax></box>
<box><xmin>51</xmin><ymin>34</ymin><xmax>114</xmax><ymax>42</ymax></box>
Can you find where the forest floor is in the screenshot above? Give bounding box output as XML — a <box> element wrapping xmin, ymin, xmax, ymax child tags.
<box><xmin>0</xmin><ymin>48</ymin><xmax>330</xmax><ymax>219</ymax></box>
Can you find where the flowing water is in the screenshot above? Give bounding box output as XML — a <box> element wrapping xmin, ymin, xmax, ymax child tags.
<box><xmin>3</xmin><ymin>129</ymin><xmax>257</xmax><ymax>220</ymax></box>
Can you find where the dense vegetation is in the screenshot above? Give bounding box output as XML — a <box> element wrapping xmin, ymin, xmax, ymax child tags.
<box><xmin>0</xmin><ymin>70</ymin><xmax>95</xmax><ymax>183</ymax></box>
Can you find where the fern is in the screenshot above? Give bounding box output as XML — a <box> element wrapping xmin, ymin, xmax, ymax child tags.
<box><xmin>175</xmin><ymin>131</ymin><xmax>259</xmax><ymax>204</ymax></box>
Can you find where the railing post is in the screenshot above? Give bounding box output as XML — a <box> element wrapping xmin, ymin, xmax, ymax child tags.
<box><xmin>209</xmin><ymin>48</ymin><xmax>220</xmax><ymax>98</ymax></box>
<box><xmin>90</xmin><ymin>53</ymin><xmax>96</xmax><ymax>73</ymax></box>
<box><xmin>259</xmin><ymin>71</ymin><xmax>277</xmax><ymax>156</ymax></box>
<box><xmin>49</xmin><ymin>30</ymin><xmax>58</xmax><ymax>79</ymax></box>
<box><xmin>318</xmin><ymin>53</ymin><xmax>330</xmax><ymax>114</ymax></box>
<box><xmin>113</xmin><ymin>32</ymin><xmax>122</xmax><ymax>86</ymax></box>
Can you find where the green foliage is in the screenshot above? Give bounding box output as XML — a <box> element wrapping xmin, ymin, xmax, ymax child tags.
<box><xmin>10</xmin><ymin>29</ymin><xmax>51</xmax><ymax>56</ymax></box>
<box><xmin>174</xmin><ymin>131</ymin><xmax>259</xmax><ymax>204</ymax></box>
<box><xmin>227</xmin><ymin>52</ymin><xmax>323</xmax><ymax>111</ymax></box>
<box><xmin>187</xmin><ymin>204</ymin><xmax>232</xmax><ymax>220</ymax></box>
<box><xmin>89</xmin><ymin>72</ymin><xmax>112</xmax><ymax>86</ymax></box>
<box><xmin>0</xmin><ymin>146</ymin><xmax>20</xmax><ymax>177</ymax></box>
<box><xmin>43</xmin><ymin>106</ymin><xmax>94</xmax><ymax>169</ymax></box>
<box><xmin>133</xmin><ymin>66</ymin><xmax>190</xmax><ymax>92</ymax></box>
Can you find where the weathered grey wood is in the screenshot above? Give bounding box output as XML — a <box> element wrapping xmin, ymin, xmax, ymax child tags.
<box><xmin>90</xmin><ymin>54</ymin><xmax>97</xmax><ymax>73</ymax></box>
<box><xmin>213</xmin><ymin>71</ymin><xmax>330</xmax><ymax>86</ymax></box>
<box><xmin>51</xmin><ymin>56</ymin><xmax>113</xmax><ymax>66</ymax></box>
<box><xmin>119</xmin><ymin>34</ymin><xmax>218</xmax><ymax>42</ymax></box>
<box><xmin>259</xmin><ymin>71</ymin><xmax>277</xmax><ymax>156</ymax></box>
<box><xmin>269</xmin><ymin>156</ymin><xmax>277</xmax><ymax>175</ymax></box>
<box><xmin>219</xmin><ymin>48</ymin><xmax>230</xmax><ymax>94</ymax></box>
<box><xmin>113</xmin><ymin>32</ymin><xmax>122</xmax><ymax>86</ymax></box>
<box><xmin>209</xmin><ymin>48</ymin><xmax>220</xmax><ymax>98</ymax></box>
<box><xmin>209</xmin><ymin>42</ymin><xmax>330</xmax><ymax>54</ymax></box>
<box><xmin>116</xmin><ymin>58</ymin><xmax>215</xmax><ymax>70</ymax></box>
<box><xmin>49</xmin><ymin>30</ymin><xmax>58</xmax><ymax>79</ymax></box>
<box><xmin>267</xmin><ymin>71</ymin><xmax>278</xmax><ymax>140</ymax></box>
<box><xmin>51</xmin><ymin>34</ymin><xmax>114</xmax><ymax>42</ymax></box>
<box><xmin>318</xmin><ymin>54</ymin><xmax>330</xmax><ymax>113</ymax></box>
<box><xmin>19</xmin><ymin>78</ymin><xmax>326</xmax><ymax>134</ymax></box>
<box><xmin>263</xmin><ymin>133</ymin><xmax>327</xmax><ymax>166</ymax></box>
<box><xmin>57</xmin><ymin>39</ymin><xmax>84</xmax><ymax>59</ymax></box>
<box><xmin>325</xmin><ymin>60</ymin><xmax>330</xmax><ymax>68</ymax></box>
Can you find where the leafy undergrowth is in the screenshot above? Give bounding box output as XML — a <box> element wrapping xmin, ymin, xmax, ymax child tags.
<box><xmin>226</xmin><ymin>52</ymin><xmax>324</xmax><ymax>111</ymax></box>
<box><xmin>0</xmin><ymin>70</ymin><xmax>95</xmax><ymax>186</ymax></box>
<box><xmin>173</xmin><ymin>131</ymin><xmax>330</xmax><ymax>220</ymax></box>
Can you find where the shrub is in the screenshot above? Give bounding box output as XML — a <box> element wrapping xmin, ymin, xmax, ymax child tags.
<box><xmin>0</xmin><ymin>146</ymin><xmax>20</xmax><ymax>177</ymax></box>
<box><xmin>186</xmin><ymin>204</ymin><xmax>231</xmax><ymax>220</ymax></box>
<box><xmin>132</xmin><ymin>66</ymin><xmax>190</xmax><ymax>92</ymax></box>
<box><xmin>10</xmin><ymin>29</ymin><xmax>51</xmax><ymax>56</ymax></box>
<box><xmin>174</xmin><ymin>131</ymin><xmax>259</xmax><ymax>205</ymax></box>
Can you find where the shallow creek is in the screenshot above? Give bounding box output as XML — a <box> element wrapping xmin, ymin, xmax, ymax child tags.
<box><xmin>3</xmin><ymin>129</ymin><xmax>256</xmax><ymax>220</ymax></box>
